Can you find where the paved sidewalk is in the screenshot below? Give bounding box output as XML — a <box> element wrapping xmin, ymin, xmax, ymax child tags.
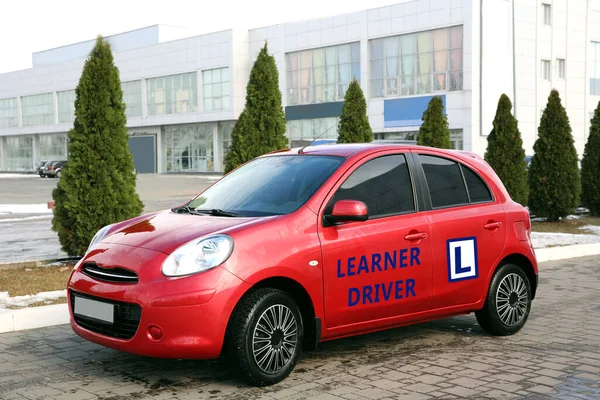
<box><xmin>1</xmin><ymin>256</ymin><xmax>599</xmax><ymax>399</ymax></box>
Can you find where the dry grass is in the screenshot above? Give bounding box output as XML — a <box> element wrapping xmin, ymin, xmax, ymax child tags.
<box><xmin>531</xmin><ymin>216</ymin><xmax>600</xmax><ymax>235</ymax></box>
<box><xmin>0</xmin><ymin>265</ymin><xmax>73</xmax><ymax>297</ymax></box>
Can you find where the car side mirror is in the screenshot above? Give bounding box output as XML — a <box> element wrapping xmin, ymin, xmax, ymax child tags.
<box><xmin>325</xmin><ymin>200</ymin><xmax>369</xmax><ymax>224</ymax></box>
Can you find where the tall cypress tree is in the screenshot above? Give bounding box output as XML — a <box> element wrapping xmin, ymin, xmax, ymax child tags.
<box><xmin>337</xmin><ymin>78</ymin><xmax>373</xmax><ymax>143</ymax></box>
<box><xmin>484</xmin><ymin>94</ymin><xmax>529</xmax><ymax>205</ymax></box>
<box><xmin>417</xmin><ymin>96</ymin><xmax>451</xmax><ymax>149</ymax></box>
<box><xmin>581</xmin><ymin>100</ymin><xmax>600</xmax><ymax>216</ymax></box>
<box><xmin>528</xmin><ymin>89</ymin><xmax>580</xmax><ymax>221</ymax></box>
<box><xmin>224</xmin><ymin>43</ymin><xmax>287</xmax><ymax>173</ymax></box>
<box><xmin>52</xmin><ymin>36</ymin><xmax>143</xmax><ymax>256</ymax></box>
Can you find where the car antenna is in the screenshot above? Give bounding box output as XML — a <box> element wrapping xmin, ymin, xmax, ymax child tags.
<box><xmin>298</xmin><ymin>122</ymin><xmax>338</xmax><ymax>154</ymax></box>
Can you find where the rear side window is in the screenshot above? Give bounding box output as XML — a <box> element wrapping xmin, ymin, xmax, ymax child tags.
<box><xmin>462</xmin><ymin>165</ymin><xmax>493</xmax><ymax>203</ymax></box>
<box><xmin>329</xmin><ymin>154</ymin><xmax>415</xmax><ymax>217</ymax></box>
<box><xmin>419</xmin><ymin>154</ymin><xmax>492</xmax><ymax>208</ymax></box>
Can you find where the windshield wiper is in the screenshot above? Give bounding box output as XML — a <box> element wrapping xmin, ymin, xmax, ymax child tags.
<box><xmin>194</xmin><ymin>209</ymin><xmax>241</xmax><ymax>217</ymax></box>
<box><xmin>172</xmin><ymin>205</ymin><xmax>201</xmax><ymax>215</ymax></box>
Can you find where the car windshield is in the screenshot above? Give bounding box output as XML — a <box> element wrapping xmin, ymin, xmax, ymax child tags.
<box><xmin>186</xmin><ymin>155</ymin><xmax>345</xmax><ymax>217</ymax></box>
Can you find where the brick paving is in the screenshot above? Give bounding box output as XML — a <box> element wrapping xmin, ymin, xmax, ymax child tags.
<box><xmin>1</xmin><ymin>255</ymin><xmax>599</xmax><ymax>399</ymax></box>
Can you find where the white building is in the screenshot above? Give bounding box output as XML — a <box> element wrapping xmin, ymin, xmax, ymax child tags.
<box><xmin>1</xmin><ymin>0</ymin><xmax>600</xmax><ymax>173</ymax></box>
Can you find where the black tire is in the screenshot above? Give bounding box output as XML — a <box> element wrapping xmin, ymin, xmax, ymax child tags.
<box><xmin>476</xmin><ymin>263</ymin><xmax>532</xmax><ymax>336</ymax></box>
<box><xmin>228</xmin><ymin>288</ymin><xmax>303</xmax><ymax>386</ymax></box>
<box><xmin>40</xmin><ymin>174</ymin><xmax>46</xmax><ymax>178</ymax></box>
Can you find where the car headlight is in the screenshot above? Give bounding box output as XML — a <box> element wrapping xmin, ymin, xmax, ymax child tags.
<box><xmin>161</xmin><ymin>234</ymin><xmax>234</xmax><ymax>277</ymax></box>
<box><xmin>86</xmin><ymin>224</ymin><xmax>113</xmax><ymax>254</ymax></box>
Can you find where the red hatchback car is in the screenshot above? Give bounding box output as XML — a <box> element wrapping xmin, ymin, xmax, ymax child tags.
<box><xmin>67</xmin><ymin>143</ymin><xmax>538</xmax><ymax>386</ymax></box>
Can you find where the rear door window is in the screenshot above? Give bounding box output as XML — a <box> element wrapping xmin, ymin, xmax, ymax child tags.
<box><xmin>418</xmin><ymin>154</ymin><xmax>493</xmax><ymax>208</ymax></box>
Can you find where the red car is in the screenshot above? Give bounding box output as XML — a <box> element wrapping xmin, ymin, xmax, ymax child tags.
<box><xmin>67</xmin><ymin>143</ymin><xmax>538</xmax><ymax>386</ymax></box>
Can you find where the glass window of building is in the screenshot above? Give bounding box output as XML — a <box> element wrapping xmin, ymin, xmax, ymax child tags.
<box><xmin>557</xmin><ymin>59</ymin><xmax>565</xmax><ymax>80</ymax></box>
<box><xmin>590</xmin><ymin>42</ymin><xmax>600</xmax><ymax>95</ymax></box>
<box><xmin>57</xmin><ymin>90</ymin><xmax>76</xmax><ymax>124</ymax></box>
<box><xmin>147</xmin><ymin>72</ymin><xmax>198</xmax><ymax>116</ymax></box>
<box><xmin>286</xmin><ymin>42</ymin><xmax>360</xmax><ymax>105</ymax></box>
<box><xmin>0</xmin><ymin>98</ymin><xmax>18</xmax><ymax>128</ymax></box>
<box><xmin>218</xmin><ymin>120</ymin><xmax>235</xmax><ymax>171</ymax></box>
<box><xmin>38</xmin><ymin>133</ymin><xmax>68</xmax><ymax>160</ymax></box>
<box><xmin>370</xmin><ymin>26</ymin><xmax>463</xmax><ymax>98</ymax></box>
<box><xmin>3</xmin><ymin>135</ymin><xmax>33</xmax><ymax>171</ymax></box>
<box><xmin>22</xmin><ymin>93</ymin><xmax>55</xmax><ymax>126</ymax></box>
<box><xmin>541</xmin><ymin>60</ymin><xmax>551</xmax><ymax>81</ymax></box>
<box><xmin>373</xmin><ymin>129</ymin><xmax>462</xmax><ymax>150</ymax></box>
<box><xmin>286</xmin><ymin>117</ymin><xmax>339</xmax><ymax>146</ymax></box>
<box><xmin>162</xmin><ymin>123</ymin><xmax>214</xmax><ymax>172</ymax></box>
<box><xmin>542</xmin><ymin>4</ymin><xmax>552</xmax><ymax>25</ymax></box>
<box><xmin>122</xmin><ymin>80</ymin><xmax>142</xmax><ymax>118</ymax></box>
<box><xmin>203</xmin><ymin>68</ymin><xmax>230</xmax><ymax>112</ymax></box>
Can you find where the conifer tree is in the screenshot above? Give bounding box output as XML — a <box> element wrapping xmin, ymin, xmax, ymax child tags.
<box><xmin>337</xmin><ymin>78</ymin><xmax>373</xmax><ymax>143</ymax></box>
<box><xmin>484</xmin><ymin>94</ymin><xmax>529</xmax><ymax>205</ymax></box>
<box><xmin>581</xmin><ymin>100</ymin><xmax>600</xmax><ymax>216</ymax></box>
<box><xmin>528</xmin><ymin>89</ymin><xmax>580</xmax><ymax>221</ymax></box>
<box><xmin>224</xmin><ymin>43</ymin><xmax>287</xmax><ymax>173</ymax></box>
<box><xmin>52</xmin><ymin>36</ymin><xmax>143</xmax><ymax>256</ymax></box>
<box><xmin>416</xmin><ymin>96</ymin><xmax>451</xmax><ymax>148</ymax></box>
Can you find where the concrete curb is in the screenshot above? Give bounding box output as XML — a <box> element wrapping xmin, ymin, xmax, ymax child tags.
<box><xmin>0</xmin><ymin>304</ymin><xmax>69</xmax><ymax>334</ymax></box>
<box><xmin>2</xmin><ymin>243</ymin><xmax>600</xmax><ymax>334</ymax></box>
<box><xmin>534</xmin><ymin>242</ymin><xmax>600</xmax><ymax>263</ymax></box>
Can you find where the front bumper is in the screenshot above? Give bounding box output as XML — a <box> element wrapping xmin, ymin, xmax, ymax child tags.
<box><xmin>68</xmin><ymin>243</ymin><xmax>250</xmax><ymax>359</ymax></box>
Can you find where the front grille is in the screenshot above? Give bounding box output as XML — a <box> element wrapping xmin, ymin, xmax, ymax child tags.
<box><xmin>82</xmin><ymin>262</ymin><xmax>138</xmax><ymax>284</ymax></box>
<box><xmin>70</xmin><ymin>290</ymin><xmax>142</xmax><ymax>340</ymax></box>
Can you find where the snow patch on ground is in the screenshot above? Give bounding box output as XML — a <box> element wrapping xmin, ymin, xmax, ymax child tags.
<box><xmin>0</xmin><ymin>174</ymin><xmax>39</xmax><ymax>179</ymax></box>
<box><xmin>0</xmin><ymin>215</ymin><xmax>52</xmax><ymax>223</ymax></box>
<box><xmin>531</xmin><ymin>231</ymin><xmax>600</xmax><ymax>248</ymax></box>
<box><xmin>0</xmin><ymin>290</ymin><xmax>66</xmax><ymax>310</ymax></box>
<box><xmin>0</xmin><ymin>204</ymin><xmax>52</xmax><ymax>215</ymax></box>
<box><xmin>581</xmin><ymin>225</ymin><xmax>600</xmax><ymax>235</ymax></box>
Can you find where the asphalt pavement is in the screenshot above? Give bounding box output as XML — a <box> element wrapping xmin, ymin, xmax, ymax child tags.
<box><xmin>0</xmin><ymin>173</ymin><xmax>219</xmax><ymax>264</ymax></box>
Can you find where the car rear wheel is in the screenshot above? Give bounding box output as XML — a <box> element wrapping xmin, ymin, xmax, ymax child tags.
<box><xmin>229</xmin><ymin>288</ymin><xmax>303</xmax><ymax>386</ymax></box>
<box><xmin>475</xmin><ymin>263</ymin><xmax>532</xmax><ymax>336</ymax></box>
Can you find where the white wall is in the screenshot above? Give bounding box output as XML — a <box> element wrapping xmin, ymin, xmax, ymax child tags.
<box><xmin>32</xmin><ymin>25</ymin><xmax>161</xmax><ymax>68</ymax></box>
<box><xmin>0</xmin><ymin>29</ymin><xmax>240</xmax><ymax>137</ymax></box>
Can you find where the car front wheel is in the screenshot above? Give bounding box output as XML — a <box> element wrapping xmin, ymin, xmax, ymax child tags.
<box><xmin>475</xmin><ymin>263</ymin><xmax>532</xmax><ymax>336</ymax></box>
<box><xmin>229</xmin><ymin>288</ymin><xmax>303</xmax><ymax>386</ymax></box>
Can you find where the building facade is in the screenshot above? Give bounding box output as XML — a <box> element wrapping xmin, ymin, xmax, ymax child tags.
<box><xmin>1</xmin><ymin>0</ymin><xmax>600</xmax><ymax>173</ymax></box>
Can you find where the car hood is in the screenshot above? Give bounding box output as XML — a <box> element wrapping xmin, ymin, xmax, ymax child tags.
<box><xmin>101</xmin><ymin>210</ymin><xmax>275</xmax><ymax>254</ymax></box>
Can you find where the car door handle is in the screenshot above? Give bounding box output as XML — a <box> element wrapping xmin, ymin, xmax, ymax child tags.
<box><xmin>404</xmin><ymin>232</ymin><xmax>428</xmax><ymax>241</ymax></box>
<box><xmin>484</xmin><ymin>222</ymin><xmax>502</xmax><ymax>230</ymax></box>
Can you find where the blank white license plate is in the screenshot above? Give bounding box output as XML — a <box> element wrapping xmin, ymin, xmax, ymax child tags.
<box><xmin>74</xmin><ymin>296</ymin><xmax>114</xmax><ymax>324</ymax></box>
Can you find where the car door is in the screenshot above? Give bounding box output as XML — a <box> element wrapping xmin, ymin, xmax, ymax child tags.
<box><xmin>413</xmin><ymin>151</ymin><xmax>507</xmax><ymax>309</ymax></box>
<box><xmin>318</xmin><ymin>151</ymin><xmax>433</xmax><ymax>329</ymax></box>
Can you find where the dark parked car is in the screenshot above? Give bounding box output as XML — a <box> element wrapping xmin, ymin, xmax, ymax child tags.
<box><xmin>36</xmin><ymin>160</ymin><xmax>49</xmax><ymax>177</ymax></box>
<box><xmin>43</xmin><ymin>160</ymin><xmax>67</xmax><ymax>178</ymax></box>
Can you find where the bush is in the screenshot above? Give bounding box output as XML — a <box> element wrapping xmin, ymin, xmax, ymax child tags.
<box><xmin>224</xmin><ymin>43</ymin><xmax>287</xmax><ymax>173</ymax></box>
<box><xmin>528</xmin><ymin>89</ymin><xmax>580</xmax><ymax>221</ymax></box>
<box><xmin>52</xmin><ymin>36</ymin><xmax>143</xmax><ymax>256</ymax></box>
<box><xmin>483</xmin><ymin>94</ymin><xmax>529</xmax><ymax>205</ymax></box>
<box><xmin>337</xmin><ymin>78</ymin><xmax>373</xmax><ymax>143</ymax></box>
<box><xmin>581</xmin><ymin>100</ymin><xmax>600</xmax><ymax>216</ymax></box>
<box><xmin>416</xmin><ymin>96</ymin><xmax>451</xmax><ymax>149</ymax></box>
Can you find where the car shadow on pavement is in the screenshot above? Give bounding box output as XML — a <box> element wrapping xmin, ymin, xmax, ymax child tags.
<box><xmin>65</xmin><ymin>315</ymin><xmax>489</xmax><ymax>393</ymax></box>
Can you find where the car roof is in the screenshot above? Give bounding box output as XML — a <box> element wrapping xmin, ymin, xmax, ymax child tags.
<box><xmin>264</xmin><ymin>143</ymin><xmax>484</xmax><ymax>164</ymax></box>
